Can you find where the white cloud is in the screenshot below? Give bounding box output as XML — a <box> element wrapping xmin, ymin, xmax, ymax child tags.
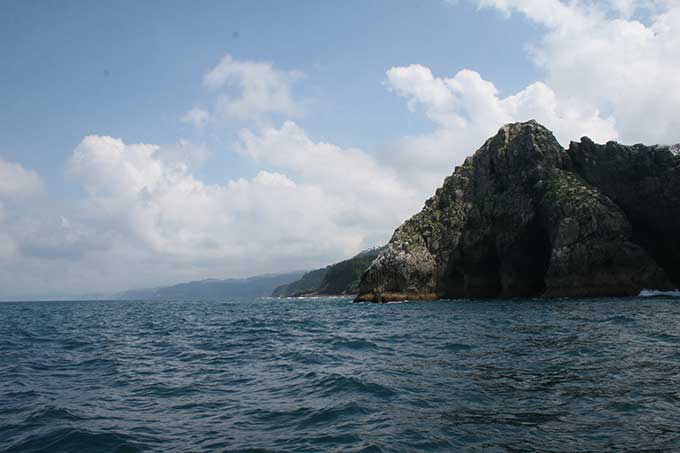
<box><xmin>0</xmin><ymin>203</ymin><xmax>17</xmax><ymax>258</ymax></box>
<box><xmin>1</xmin><ymin>55</ymin><xmax>421</xmax><ymax>298</ymax></box>
<box><xmin>238</xmin><ymin>121</ymin><xmax>416</xmax><ymax>222</ymax></box>
<box><xmin>382</xmin><ymin>0</ymin><xmax>680</xmax><ymax>195</ymax></box>
<box><xmin>385</xmin><ymin>64</ymin><xmax>459</xmax><ymax>125</ymax></box>
<box><xmin>202</xmin><ymin>53</ymin><xmax>304</xmax><ymax>122</ymax></box>
<box><xmin>0</xmin><ymin>158</ymin><xmax>45</xmax><ymax>266</ymax></box>
<box><xmin>238</xmin><ymin>121</ymin><xmax>421</xmax><ymax>243</ymax></box>
<box><xmin>476</xmin><ymin>0</ymin><xmax>680</xmax><ymax>144</ymax></box>
<box><xmin>13</xmin><ymin>127</ymin><xmax>416</xmax><ymax>296</ymax></box>
<box><xmin>181</xmin><ymin>107</ymin><xmax>210</xmax><ymax>127</ymax></box>
<box><xmin>0</xmin><ymin>157</ymin><xmax>43</xmax><ymax>199</ymax></box>
<box><xmin>385</xmin><ymin>65</ymin><xmax>617</xmax><ymax>146</ymax></box>
<box><xmin>380</xmin><ymin>0</ymin><xmax>680</xmax><ymax>190</ymax></box>
<box><xmin>381</xmin><ymin>64</ymin><xmax>616</xmax><ymax>192</ymax></box>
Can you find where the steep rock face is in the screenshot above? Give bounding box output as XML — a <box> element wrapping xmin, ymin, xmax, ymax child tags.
<box><xmin>357</xmin><ymin>121</ymin><xmax>674</xmax><ymax>302</ymax></box>
<box><xmin>569</xmin><ymin>139</ymin><xmax>680</xmax><ymax>288</ymax></box>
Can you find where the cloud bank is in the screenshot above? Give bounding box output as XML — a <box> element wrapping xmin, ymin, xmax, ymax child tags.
<box><xmin>477</xmin><ymin>0</ymin><xmax>680</xmax><ymax>143</ymax></box>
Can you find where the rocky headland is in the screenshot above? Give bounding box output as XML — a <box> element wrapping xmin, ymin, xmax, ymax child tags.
<box><xmin>356</xmin><ymin>121</ymin><xmax>680</xmax><ymax>302</ymax></box>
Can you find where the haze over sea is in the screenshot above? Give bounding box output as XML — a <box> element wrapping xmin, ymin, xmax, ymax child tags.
<box><xmin>2</xmin><ymin>297</ymin><xmax>680</xmax><ymax>452</ymax></box>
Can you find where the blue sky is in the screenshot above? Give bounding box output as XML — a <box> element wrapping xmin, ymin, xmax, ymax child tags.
<box><xmin>1</xmin><ymin>0</ymin><xmax>541</xmax><ymax>188</ymax></box>
<box><xmin>0</xmin><ymin>0</ymin><xmax>678</xmax><ymax>298</ymax></box>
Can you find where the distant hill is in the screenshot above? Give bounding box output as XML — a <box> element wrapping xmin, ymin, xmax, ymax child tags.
<box><xmin>271</xmin><ymin>268</ymin><xmax>327</xmax><ymax>297</ymax></box>
<box><xmin>272</xmin><ymin>247</ymin><xmax>385</xmax><ymax>297</ymax></box>
<box><xmin>118</xmin><ymin>271</ymin><xmax>305</xmax><ymax>300</ymax></box>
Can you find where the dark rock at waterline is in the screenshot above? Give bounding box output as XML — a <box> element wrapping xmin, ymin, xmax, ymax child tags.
<box><xmin>356</xmin><ymin>120</ymin><xmax>679</xmax><ymax>302</ymax></box>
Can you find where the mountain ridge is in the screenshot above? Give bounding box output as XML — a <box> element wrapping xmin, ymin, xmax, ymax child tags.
<box><xmin>118</xmin><ymin>271</ymin><xmax>306</xmax><ymax>300</ymax></box>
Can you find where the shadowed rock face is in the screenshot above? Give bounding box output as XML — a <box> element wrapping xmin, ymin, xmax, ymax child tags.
<box><xmin>356</xmin><ymin>121</ymin><xmax>677</xmax><ymax>302</ymax></box>
<box><xmin>569</xmin><ymin>139</ymin><xmax>680</xmax><ymax>289</ymax></box>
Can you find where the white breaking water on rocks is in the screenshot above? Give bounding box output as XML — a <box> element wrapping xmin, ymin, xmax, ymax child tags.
<box><xmin>639</xmin><ymin>289</ymin><xmax>680</xmax><ymax>298</ymax></box>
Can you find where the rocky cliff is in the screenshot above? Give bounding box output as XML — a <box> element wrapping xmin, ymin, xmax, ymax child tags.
<box><xmin>356</xmin><ymin>121</ymin><xmax>679</xmax><ymax>302</ymax></box>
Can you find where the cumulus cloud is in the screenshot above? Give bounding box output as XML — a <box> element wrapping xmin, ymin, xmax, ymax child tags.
<box><xmin>476</xmin><ymin>0</ymin><xmax>680</xmax><ymax>144</ymax></box>
<box><xmin>381</xmin><ymin>64</ymin><xmax>616</xmax><ymax>192</ymax></box>
<box><xmin>202</xmin><ymin>54</ymin><xmax>304</xmax><ymax>122</ymax></box>
<box><xmin>377</xmin><ymin>0</ymin><xmax>680</xmax><ymax>195</ymax></box>
<box><xmin>0</xmin><ymin>157</ymin><xmax>44</xmax><ymax>263</ymax></box>
<box><xmin>385</xmin><ymin>66</ymin><xmax>618</xmax><ymax>145</ymax></box>
<box><xmin>0</xmin><ymin>203</ymin><xmax>17</xmax><ymax>259</ymax></box>
<box><xmin>23</xmin><ymin>127</ymin><xmax>417</xmax><ymax>296</ymax></box>
<box><xmin>0</xmin><ymin>157</ymin><xmax>43</xmax><ymax>198</ymax></box>
<box><xmin>237</xmin><ymin>121</ymin><xmax>417</xmax><ymax>227</ymax></box>
<box><xmin>380</xmin><ymin>0</ymin><xmax>680</xmax><ymax>191</ymax></box>
<box><xmin>1</xmin><ymin>53</ymin><xmax>419</xmax><ymax>298</ymax></box>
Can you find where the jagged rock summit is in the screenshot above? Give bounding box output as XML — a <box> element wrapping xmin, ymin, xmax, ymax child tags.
<box><xmin>356</xmin><ymin>120</ymin><xmax>680</xmax><ymax>302</ymax></box>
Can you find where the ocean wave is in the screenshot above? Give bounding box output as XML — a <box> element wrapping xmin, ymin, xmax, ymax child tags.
<box><xmin>296</xmin><ymin>401</ymin><xmax>370</xmax><ymax>428</ymax></box>
<box><xmin>3</xmin><ymin>297</ymin><xmax>680</xmax><ymax>451</ymax></box>
<box><xmin>1</xmin><ymin>428</ymin><xmax>148</xmax><ymax>453</ymax></box>
<box><xmin>639</xmin><ymin>289</ymin><xmax>680</xmax><ymax>298</ymax></box>
<box><xmin>314</xmin><ymin>374</ymin><xmax>397</xmax><ymax>398</ymax></box>
<box><xmin>321</xmin><ymin>336</ymin><xmax>380</xmax><ymax>351</ymax></box>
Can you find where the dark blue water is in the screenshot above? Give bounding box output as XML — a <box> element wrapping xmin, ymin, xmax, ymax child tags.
<box><xmin>2</xmin><ymin>297</ymin><xmax>680</xmax><ymax>452</ymax></box>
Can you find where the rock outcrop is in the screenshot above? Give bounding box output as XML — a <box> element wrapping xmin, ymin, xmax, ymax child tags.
<box><xmin>356</xmin><ymin>121</ymin><xmax>679</xmax><ymax>302</ymax></box>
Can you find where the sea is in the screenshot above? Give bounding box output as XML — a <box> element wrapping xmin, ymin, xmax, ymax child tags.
<box><xmin>2</xmin><ymin>296</ymin><xmax>680</xmax><ymax>452</ymax></box>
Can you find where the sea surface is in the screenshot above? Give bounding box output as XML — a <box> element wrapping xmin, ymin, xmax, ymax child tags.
<box><xmin>2</xmin><ymin>297</ymin><xmax>680</xmax><ymax>452</ymax></box>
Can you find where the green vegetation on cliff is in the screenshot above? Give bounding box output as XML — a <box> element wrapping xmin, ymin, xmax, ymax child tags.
<box><xmin>272</xmin><ymin>247</ymin><xmax>385</xmax><ymax>297</ymax></box>
<box><xmin>271</xmin><ymin>268</ymin><xmax>327</xmax><ymax>297</ymax></box>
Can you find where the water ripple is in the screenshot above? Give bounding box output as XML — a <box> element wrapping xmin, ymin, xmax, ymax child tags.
<box><xmin>2</xmin><ymin>297</ymin><xmax>680</xmax><ymax>452</ymax></box>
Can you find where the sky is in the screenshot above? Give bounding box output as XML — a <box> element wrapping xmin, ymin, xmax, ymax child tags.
<box><xmin>1</xmin><ymin>0</ymin><xmax>679</xmax><ymax>299</ymax></box>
